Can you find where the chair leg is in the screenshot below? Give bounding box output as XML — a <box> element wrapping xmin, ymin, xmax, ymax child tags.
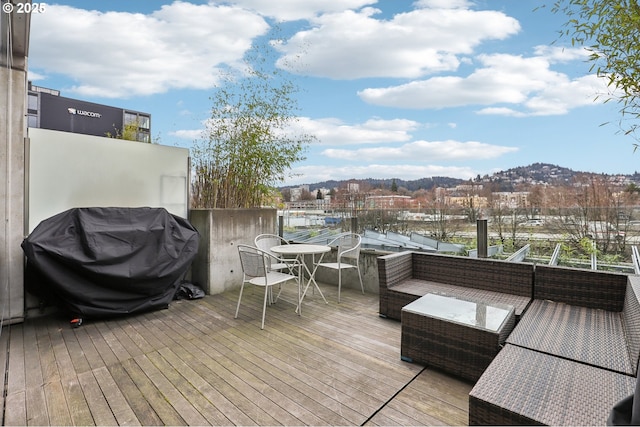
<box><xmin>235</xmin><ymin>283</ymin><xmax>245</xmax><ymax>319</ymax></box>
<box><xmin>296</xmin><ymin>274</ymin><xmax>302</xmax><ymax>316</ymax></box>
<box><xmin>357</xmin><ymin>265</ymin><xmax>364</xmax><ymax>294</ymax></box>
<box><xmin>261</xmin><ymin>285</ymin><xmax>270</xmax><ymax>330</ymax></box>
<box><xmin>338</xmin><ymin>269</ymin><xmax>342</xmax><ymax>303</ymax></box>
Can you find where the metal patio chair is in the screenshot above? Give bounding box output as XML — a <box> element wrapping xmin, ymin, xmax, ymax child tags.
<box><xmin>316</xmin><ymin>233</ymin><xmax>364</xmax><ymax>303</ymax></box>
<box><xmin>236</xmin><ymin>244</ymin><xmax>301</xmax><ymax>329</ymax></box>
<box><xmin>254</xmin><ymin>233</ymin><xmax>297</xmax><ymax>274</ymax></box>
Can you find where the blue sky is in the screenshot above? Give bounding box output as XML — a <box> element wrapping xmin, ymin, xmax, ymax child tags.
<box><xmin>27</xmin><ymin>0</ymin><xmax>638</xmax><ymax>186</ymax></box>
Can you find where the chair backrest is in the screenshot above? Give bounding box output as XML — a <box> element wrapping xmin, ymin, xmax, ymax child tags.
<box><xmin>237</xmin><ymin>245</ymin><xmax>267</xmax><ymax>278</ymax></box>
<box><xmin>255</xmin><ymin>234</ymin><xmax>288</xmax><ymax>257</ymax></box>
<box><xmin>332</xmin><ymin>233</ymin><xmax>361</xmax><ymax>261</ymax></box>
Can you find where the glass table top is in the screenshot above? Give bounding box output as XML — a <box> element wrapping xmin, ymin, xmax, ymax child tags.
<box><xmin>402</xmin><ymin>293</ymin><xmax>514</xmax><ymax>332</ymax></box>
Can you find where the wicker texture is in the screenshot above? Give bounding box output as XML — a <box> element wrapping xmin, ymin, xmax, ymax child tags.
<box><xmin>469</xmin><ymin>344</ymin><xmax>636</xmax><ymax>426</ymax></box>
<box><xmin>378</xmin><ymin>251</ymin><xmax>414</xmax><ymax>317</ymax></box>
<box><xmin>412</xmin><ymin>252</ymin><xmax>534</xmax><ymax>297</ymax></box>
<box><xmin>378</xmin><ymin>251</ymin><xmax>534</xmax><ymax>320</ymax></box>
<box><xmin>392</xmin><ymin>279</ymin><xmax>530</xmax><ymax>319</ymax></box>
<box><xmin>506</xmin><ymin>299</ymin><xmax>635</xmax><ymax>375</ymax></box>
<box><xmin>401</xmin><ymin>296</ymin><xmax>515</xmax><ymax>382</ymax></box>
<box><xmin>624</xmin><ymin>277</ymin><xmax>640</xmax><ymax>374</ymax></box>
<box><xmin>534</xmin><ymin>264</ymin><xmax>628</xmax><ymax>312</ymax></box>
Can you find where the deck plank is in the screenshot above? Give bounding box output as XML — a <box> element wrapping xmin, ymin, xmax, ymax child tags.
<box><xmin>106</xmin><ymin>362</ymin><xmax>163</xmax><ymax>426</ymax></box>
<box><xmin>22</xmin><ymin>319</ymin><xmax>48</xmax><ymax>426</ymax></box>
<box><xmin>77</xmin><ymin>370</ymin><xmax>118</xmax><ymax>426</ymax></box>
<box><xmin>93</xmin><ymin>365</ymin><xmax>141</xmax><ymax>425</ymax></box>
<box><xmin>134</xmin><ymin>353</ymin><xmax>209</xmax><ymax>426</ymax></box>
<box><xmin>47</xmin><ymin>320</ymin><xmax>95</xmax><ymax>426</ymax></box>
<box><xmin>120</xmin><ymin>358</ymin><xmax>186</xmax><ymax>426</ymax></box>
<box><xmin>1</xmin><ymin>285</ymin><xmax>471</xmax><ymax>426</ymax></box>
<box><xmin>6</xmin><ymin>324</ymin><xmax>25</xmax><ymax>401</ymax></box>
<box><xmin>0</xmin><ymin>326</ymin><xmax>9</xmax><ymax>422</ymax></box>
<box><xmin>83</xmin><ymin>322</ymin><xmax>119</xmax><ymax>368</ymax></box>
<box><xmin>3</xmin><ymin>391</ymin><xmax>26</xmax><ymax>426</ymax></box>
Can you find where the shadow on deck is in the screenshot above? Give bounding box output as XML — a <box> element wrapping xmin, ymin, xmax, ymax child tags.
<box><xmin>0</xmin><ymin>283</ymin><xmax>472</xmax><ymax>426</ymax></box>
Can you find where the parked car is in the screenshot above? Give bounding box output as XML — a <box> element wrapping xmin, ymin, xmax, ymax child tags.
<box><xmin>518</xmin><ymin>219</ymin><xmax>544</xmax><ymax>227</ymax></box>
<box><xmin>585</xmin><ymin>221</ymin><xmax>625</xmax><ymax>240</ymax></box>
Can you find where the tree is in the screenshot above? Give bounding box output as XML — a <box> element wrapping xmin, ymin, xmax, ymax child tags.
<box><xmin>551</xmin><ymin>0</ymin><xmax>640</xmax><ymax>143</ymax></box>
<box><xmin>299</xmin><ymin>189</ymin><xmax>315</xmax><ymax>201</ymax></box>
<box><xmin>191</xmin><ymin>36</ymin><xmax>313</xmax><ymax>208</ymax></box>
<box><xmin>391</xmin><ymin>179</ymin><xmax>398</xmax><ymax>193</ymax></box>
<box><xmin>106</xmin><ymin>119</ymin><xmax>148</xmax><ymax>142</ymax></box>
<box><xmin>281</xmin><ymin>188</ymin><xmax>292</xmax><ymax>202</ymax></box>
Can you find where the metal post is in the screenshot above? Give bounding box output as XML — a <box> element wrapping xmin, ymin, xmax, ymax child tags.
<box><xmin>477</xmin><ymin>219</ymin><xmax>488</xmax><ymax>258</ymax></box>
<box><xmin>278</xmin><ymin>215</ymin><xmax>284</xmax><ymax>238</ymax></box>
<box><xmin>351</xmin><ymin>217</ymin><xmax>358</xmax><ymax>234</ymax></box>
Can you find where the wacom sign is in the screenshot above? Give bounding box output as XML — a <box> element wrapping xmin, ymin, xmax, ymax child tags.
<box><xmin>67</xmin><ymin>107</ymin><xmax>102</xmax><ymax>118</ymax></box>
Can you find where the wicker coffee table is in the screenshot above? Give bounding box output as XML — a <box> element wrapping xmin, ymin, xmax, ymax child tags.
<box><xmin>401</xmin><ymin>292</ymin><xmax>516</xmax><ymax>381</ymax></box>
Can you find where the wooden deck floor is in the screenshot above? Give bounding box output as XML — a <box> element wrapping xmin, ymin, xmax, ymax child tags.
<box><xmin>0</xmin><ymin>283</ymin><xmax>472</xmax><ymax>426</ymax></box>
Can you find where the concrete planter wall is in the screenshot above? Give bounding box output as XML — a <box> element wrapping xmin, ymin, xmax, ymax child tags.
<box><xmin>189</xmin><ymin>208</ymin><xmax>277</xmax><ymax>295</ymax></box>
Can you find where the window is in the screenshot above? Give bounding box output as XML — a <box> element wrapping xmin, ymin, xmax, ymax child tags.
<box><xmin>137</xmin><ymin>132</ymin><xmax>150</xmax><ymax>143</ymax></box>
<box><xmin>27</xmin><ymin>114</ymin><xmax>38</xmax><ymax>128</ymax></box>
<box><xmin>27</xmin><ymin>93</ymin><xmax>38</xmax><ymax>112</ymax></box>
<box><xmin>124</xmin><ymin>112</ymin><xmax>137</xmax><ymax>125</ymax></box>
<box><xmin>138</xmin><ymin>115</ymin><xmax>150</xmax><ymax>130</ymax></box>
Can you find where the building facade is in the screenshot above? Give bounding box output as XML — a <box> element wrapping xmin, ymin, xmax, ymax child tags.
<box><xmin>27</xmin><ymin>83</ymin><xmax>151</xmax><ymax>142</ymax></box>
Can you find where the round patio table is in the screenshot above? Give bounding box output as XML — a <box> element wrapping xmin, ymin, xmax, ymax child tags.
<box><xmin>271</xmin><ymin>244</ymin><xmax>331</xmax><ymax>312</ymax></box>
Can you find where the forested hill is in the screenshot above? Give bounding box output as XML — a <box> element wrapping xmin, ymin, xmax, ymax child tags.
<box><xmin>290</xmin><ymin>163</ymin><xmax>640</xmax><ymax>192</ymax></box>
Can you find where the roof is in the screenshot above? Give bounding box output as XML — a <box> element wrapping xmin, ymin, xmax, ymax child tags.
<box><xmin>0</xmin><ymin>1</ymin><xmax>31</xmax><ymax>71</ymax></box>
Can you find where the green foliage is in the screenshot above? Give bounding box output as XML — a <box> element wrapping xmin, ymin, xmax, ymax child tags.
<box><xmin>560</xmin><ymin>236</ymin><xmax>597</xmax><ymax>260</ymax></box>
<box><xmin>551</xmin><ymin>0</ymin><xmax>640</xmax><ymax>142</ymax></box>
<box><xmin>105</xmin><ymin>120</ymin><xmax>145</xmax><ymax>142</ymax></box>
<box><xmin>191</xmin><ymin>35</ymin><xmax>312</xmax><ymax>209</ymax></box>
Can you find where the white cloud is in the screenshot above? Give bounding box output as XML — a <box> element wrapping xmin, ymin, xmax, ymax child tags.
<box><xmin>533</xmin><ymin>45</ymin><xmax>590</xmax><ymax>62</ymax></box>
<box><xmin>358</xmin><ymin>48</ymin><xmax>608</xmax><ymax>115</ymax></box>
<box><xmin>276</xmin><ymin>5</ymin><xmax>520</xmax><ymax>79</ymax></box>
<box><xmin>174</xmin><ymin>116</ymin><xmax>421</xmax><ymax>144</ymax></box>
<box><xmin>226</xmin><ymin>0</ymin><xmax>377</xmax><ymax>21</ymax></box>
<box><xmin>170</xmin><ymin>129</ymin><xmax>204</xmax><ymax>140</ymax></box>
<box><xmin>27</xmin><ymin>71</ymin><xmax>46</xmax><ymax>81</ymax></box>
<box><xmin>29</xmin><ymin>2</ymin><xmax>269</xmax><ymax>98</ymax></box>
<box><xmin>414</xmin><ymin>0</ymin><xmax>473</xmax><ymax>9</ymax></box>
<box><xmin>284</xmin><ymin>163</ymin><xmax>477</xmax><ymax>186</ymax></box>
<box><xmin>322</xmin><ymin>140</ymin><xmax>518</xmax><ymax>161</ymax></box>
<box><xmin>293</xmin><ymin>117</ymin><xmax>420</xmax><ymax>144</ymax></box>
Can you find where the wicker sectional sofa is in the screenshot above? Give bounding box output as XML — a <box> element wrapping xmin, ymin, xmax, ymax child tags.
<box><xmin>470</xmin><ymin>268</ymin><xmax>640</xmax><ymax>426</ymax></box>
<box><xmin>377</xmin><ymin>251</ymin><xmax>535</xmax><ymax>321</ymax></box>
<box><xmin>377</xmin><ymin>252</ymin><xmax>640</xmax><ymax>425</ymax></box>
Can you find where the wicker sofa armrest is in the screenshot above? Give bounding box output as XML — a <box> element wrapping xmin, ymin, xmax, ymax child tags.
<box><xmin>378</xmin><ymin>251</ymin><xmax>413</xmax><ymax>290</ymax></box>
<box><xmin>624</xmin><ymin>276</ymin><xmax>640</xmax><ymax>375</ymax></box>
<box><xmin>378</xmin><ymin>251</ymin><xmax>414</xmax><ymax>317</ymax></box>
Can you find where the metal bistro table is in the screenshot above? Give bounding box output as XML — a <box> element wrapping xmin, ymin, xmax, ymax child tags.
<box><xmin>401</xmin><ymin>292</ymin><xmax>516</xmax><ymax>382</ymax></box>
<box><xmin>271</xmin><ymin>244</ymin><xmax>331</xmax><ymax>311</ymax></box>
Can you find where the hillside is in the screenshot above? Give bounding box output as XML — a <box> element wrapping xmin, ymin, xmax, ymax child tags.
<box><xmin>287</xmin><ymin>163</ymin><xmax>640</xmax><ymax>191</ymax></box>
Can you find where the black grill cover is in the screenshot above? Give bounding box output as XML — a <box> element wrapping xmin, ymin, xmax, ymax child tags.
<box><xmin>22</xmin><ymin>207</ymin><xmax>200</xmax><ymax>319</ymax></box>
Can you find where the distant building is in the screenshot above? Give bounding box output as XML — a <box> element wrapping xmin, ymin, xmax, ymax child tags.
<box><xmin>365</xmin><ymin>195</ymin><xmax>413</xmax><ymax>209</ymax></box>
<box><xmin>27</xmin><ymin>82</ymin><xmax>151</xmax><ymax>142</ymax></box>
<box><xmin>492</xmin><ymin>192</ymin><xmax>530</xmax><ymax>209</ymax></box>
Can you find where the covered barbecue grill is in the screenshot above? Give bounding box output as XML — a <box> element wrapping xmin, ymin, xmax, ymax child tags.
<box><xmin>22</xmin><ymin>207</ymin><xmax>199</xmax><ymax>322</ymax></box>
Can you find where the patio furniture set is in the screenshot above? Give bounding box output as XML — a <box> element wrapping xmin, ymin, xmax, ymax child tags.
<box><xmin>236</xmin><ymin>233</ymin><xmax>364</xmax><ymax>329</ymax></box>
<box><xmin>377</xmin><ymin>250</ymin><xmax>640</xmax><ymax>426</ymax></box>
